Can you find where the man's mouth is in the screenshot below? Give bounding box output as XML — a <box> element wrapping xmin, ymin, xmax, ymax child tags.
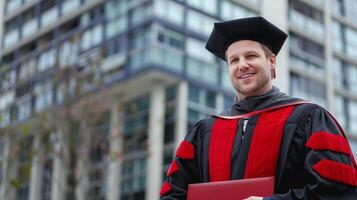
<box><xmin>239</xmin><ymin>73</ymin><xmax>255</xmax><ymax>79</ymax></box>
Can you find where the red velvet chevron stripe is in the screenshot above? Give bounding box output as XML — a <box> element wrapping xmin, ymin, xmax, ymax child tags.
<box><xmin>313</xmin><ymin>159</ymin><xmax>357</xmax><ymax>187</ymax></box>
<box><xmin>176</xmin><ymin>141</ymin><xmax>194</xmax><ymax>159</ymax></box>
<box><xmin>306</xmin><ymin>132</ymin><xmax>351</xmax><ymax>155</ymax></box>
<box><xmin>160</xmin><ymin>181</ymin><xmax>172</xmax><ymax>196</ymax></box>
<box><xmin>209</xmin><ymin>118</ymin><xmax>239</xmax><ymax>182</ymax></box>
<box><xmin>167</xmin><ymin>160</ymin><xmax>179</xmax><ymax>176</ymax></box>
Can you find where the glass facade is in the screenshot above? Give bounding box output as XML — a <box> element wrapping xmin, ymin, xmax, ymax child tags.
<box><xmin>122</xmin><ymin>95</ymin><xmax>149</xmax><ymax>200</ymax></box>
<box><xmin>1</xmin><ymin>0</ymin><xmax>357</xmax><ymax>199</ymax></box>
<box><xmin>290</xmin><ymin>73</ymin><xmax>326</xmax><ymax>107</ymax></box>
<box><xmin>187</xmin><ymin>84</ymin><xmax>217</xmax><ymax>130</ymax></box>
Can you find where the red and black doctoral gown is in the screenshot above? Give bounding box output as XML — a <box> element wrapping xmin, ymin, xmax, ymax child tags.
<box><xmin>159</xmin><ymin>86</ymin><xmax>357</xmax><ymax>200</ymax></box>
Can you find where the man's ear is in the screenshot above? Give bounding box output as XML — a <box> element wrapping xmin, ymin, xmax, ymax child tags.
<box><xmin>269</xmin><ymin>54</ymin><xmax>277</xmax><ymax>79</ymax></box>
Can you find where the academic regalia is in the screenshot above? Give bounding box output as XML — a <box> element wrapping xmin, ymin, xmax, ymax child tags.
<box><xmin>160</xmin><ymin>16</ymin><xmax>357</xmax><ymax>199</ymax></box>
<box><xmin>160</xmin><ymin>87</ymin><xmax>357</xmax><ymax>200</ymax></box>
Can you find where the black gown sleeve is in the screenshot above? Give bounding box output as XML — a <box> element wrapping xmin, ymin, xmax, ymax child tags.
<box><xmin>159</xmin><ymin>120</ymin><xmax>204</xmax><ymax>200</ymax></box>
<box><xmin>268</xmin><ymin>104</ymin><xmax>357</xmax><ymax>200</ymax></box>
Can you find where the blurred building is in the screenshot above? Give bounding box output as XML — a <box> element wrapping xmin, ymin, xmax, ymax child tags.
<box><xmin>0</xmin><ymin>0</ymin><xmax>357</xmax><ymax>200</ymax></box>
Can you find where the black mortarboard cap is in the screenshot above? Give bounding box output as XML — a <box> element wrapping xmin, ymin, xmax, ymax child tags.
<box><xmin>205</xmin><ymin>16</ymin><xmax>288</xmax><ymax>61</ymax></box>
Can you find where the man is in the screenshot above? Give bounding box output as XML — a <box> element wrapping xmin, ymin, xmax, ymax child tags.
<box><xmin>159</xmin><ymin>16</ymin><xmax>357</xmax><ymax>200</ymax></box>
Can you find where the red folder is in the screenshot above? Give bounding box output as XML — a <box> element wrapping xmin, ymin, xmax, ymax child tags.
<box><xmin>187</xmin><ymin>176</ymin><xmax>274</xmax><ymax>200</ymax></box>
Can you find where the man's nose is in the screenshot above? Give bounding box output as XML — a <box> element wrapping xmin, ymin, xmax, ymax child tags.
<box><xmin>238</xmin><ymin>59</ymin><xmax>250</xmax><ymax>71</ymax></box>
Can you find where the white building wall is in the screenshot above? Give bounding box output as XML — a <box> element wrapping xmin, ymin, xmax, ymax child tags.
<box><xmin>146</xmin><ymin>85</ymin><xmax>165</xmax><ymax>200</ymax></box>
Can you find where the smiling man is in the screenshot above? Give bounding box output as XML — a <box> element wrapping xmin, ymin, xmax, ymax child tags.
<box><xmin>159</xmin><ymin>16</ymin><xmax>357</xmax><ymax>200</ymax></box>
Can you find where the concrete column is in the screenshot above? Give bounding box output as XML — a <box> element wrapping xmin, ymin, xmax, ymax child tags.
<box><xmin>29</xmin><ymin>134</ymin><xmax>43</xmax><ymax>200</ymax></box>
<box><xmin>174</xmin><ymin>81</ymin><xmax>188</xmax><ymax>149</ymax></box>
<box><xmin>261</xmin><ymin>0</ymin><xmax>290</xmax><ymax>93</ymax></box>
<box><xmin>146</xmin><ymin>85</ymin><xmax>165</xmax><ymax>200</ymax></box>
<box><xmin>51</xmin><ymin>128</ymin><xmax>68</xmax><ymax>200</ymax></box>
<box><xmin>75</xmin><ymin>120</ymin><xmax>91</xmax><ymax>200</ymax></box>
<box><xmin>107</xmin><ymin>100</ymin><xmax>124</xmax><ymax>200</ymax></box>
<box><xmin>0</xmin><ymin>134</ymin><xmax>17</xmax><ymax>200</ymax></box>
<box><xmin>324</xmin><ymin>0</ymin><xmax>334</xmax><ymax>111</ymax></box>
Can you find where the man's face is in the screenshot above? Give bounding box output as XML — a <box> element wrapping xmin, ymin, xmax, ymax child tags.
<box><xmin>226</xmin><ymin>40</ymin><xmax>276</xmax><ymax>100</ymax></box>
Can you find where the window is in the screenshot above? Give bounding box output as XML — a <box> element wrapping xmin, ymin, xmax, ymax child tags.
<box><xmin>150</xmin><ymin>28</ymin><xmax>184</xmax><ymax>72</ymax></box>
<box><xmin>106</xmin><ymin>16</ymin><xmax>127</xmax><ymax>39</ymax></box>
<box><xmin>347</xmin><ymin>64</ymin><xmax>357</xmax><ymax>93</ymax></box>
<box><xmin>334</xmin><ymin>95</ymin><xmax>347</xmax><ymax>129</ymax></box>
<box><xmin>289</xmin><ymin>34</ymin><xmax>324</xmax><ymax>59</ymax></box>
<box><xmin>16</xmin><ymin>137</ymin><xmax>33</xmax><ymax>200</ymax></box>
<box><xmin>331</xmin><ymin>21</ymin><xmax>344</xmax><ymax>52</ymax></box>
<box><xmin>289</xmin><ymin>5</ymin><xmax>324</xmax><ymax>39</ymax></box>
<box><xmin>62</xmin><ymin>0</ymin><xmax>81</xmax><ymax>15</ymax></box>
<box><xmin>41</xmin><ymin>0</ymin><xmax>59</xmax><ymax>27</ymax></box>
<box><xmin>0</xmin><ymin>91</ymin><xmax>14</xmax><ymax>112</ymax></box>
<box><xmin>5</xmin><ymin>0</ymin><xmax>22</xmax><ymax>15</ymax></box>
<box><xmin>80</xmin><ymin>24</ymin><xmax>103</xmax><ymax>51</ymax></box>
<box><xmin>154</xmin><ymin>0</ymin><xmax>184</xmax><ymax>26</ymax></box>
<box><xmin>59</xmin><ymin>40</ymin><xmax>79</xmax><ymax>68</ymax></box>
<box><xmin>16</xmin><ymin>94</ymin><xmax>32</xmax><ymax>121</ymax></box>
<box><xmin>131</xmin><ymin>3</ymin><xmax>152</xmax><ymax>27</ymax></box>
<box><xmin>38</xmin><ymin>48</ymin><xmax>57</xmax><ymax>71</ymax></box>
<box><xmin>331</xmin><ymin>0</ymin><xmax>357</xmax><ymax>22</ymax></box>
<box><xmin>105</xmin><ymin>0</ymin><xmax>126</xmax><ymax>20</ymax></box>
<box><xmin>34</xmin><ymin>82</ymin><xmax>53</xmax><ymax>112</ymax></box>
<box><xmin>157</xmin><ymin>29</ymin><xmax>184</xmax><ymax>50</ymax></box>
<box><xmin>22</xmin><ymin>8</ymin><xmax>38</xmax><ymax>38</ymax></box>
<box><xmin>331</xmin><ymin>0</ymin><xmax>343</xmax><ymax>16</ymax></box>
<box><xmin>348</xmin><ymin>100</ymin><xmax>357</xmax><ymax>135</ymax></box>
<box><xmin>187</xmin><ymin>85</ymin><xmax>217</xmax><ymax>129</ymax></box>
<box><xmin>88</xmin><ymin>112</ymin><xmax>110</xmax><ymax>200</ymax></box>
<box><xmin>221</xmin><ymin>0</ymin><xmax>256</xmax><ymax>20</ymax></box>
<box><xmin>290</xmin><ymin>73</ymin><xmax>326</xmax><ymax>107</ymax></box>
<box><xmin>186</xmin><ymin>38</ymin><xmax>218</xmax><ymax>84</ymax></box>
<box><xmin>290</xmin><ymin>53</ymin><xmax>325</xmax><ymax>77</ymax></box>
<box><xmin>332</xmin><ymin>57</ymin><xmax>357</xmax><ymax>93</ymax></box>
<box><xmin>187</xmin><ymin>0</ymin><xmax>217</xmax><ymax>15</ymax></box>
<box><xmin>331</xmin><ymin>20</ymin><xmax>357</xmax><ymax>58</ymax></box>
<box><xmin>186</xmin><ymin>10</ymin><xmax>215</xmax><ymax>37</ymax></box>
<box><xmin>130</xmin><ymin>28</ymin><xmax>151</xmax><ymax>50</ymax></box>
<box><xmin>121</xmin><ymin>157</ymin><xmax>146</xmax><ymax>200</ymax></box>
<box><xmin>344</xmin><ymin>0</ymin><xmax>357</xmax><ymax>21</ymax></box>
<box><xmin>128</xmin><ymin>27</ymin><xmax>152</xmax><ymax>70</ymax></box>
<box><xmin>164</xmin><ymin>85</ymin><xmax>176</xmax><ymax>144</ymax></box>
<box><xmin>346</xmin><ymin>28</ymin><xmax>357</xmax><ymax>58</ymax></box>
<box><xmin>349</xmin><ymin>139</ymin><xmax>357</xmax><ymax>159</ymax></box>
<box><xmin>3</xmin><ymin>19</ymin><xmax>20</xmax><ymax>49</ymax></box>
<box><xmin>123</xmin><ymin>96</ymin><xmax>149</xmax><ymax>153</ymax></box>
<box><xmin>20</xmin><ymin>58</ymin><xmax>37</xmax><ymax>80</ymax></box>
<box><xmin>332</xmin><ymin>57</ymin><xmax>345</xmax><ymax>89</ymax></box>
<box><xmin>1</xmin><ymin>68</ymin><xmax>17</xmax><ymax>90</ymax></box>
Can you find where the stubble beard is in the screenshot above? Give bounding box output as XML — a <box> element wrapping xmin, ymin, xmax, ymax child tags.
<box><xmin>233</xmin><ymin>75</ymin><xmax>271</xmax><ymax>98</ymax></box>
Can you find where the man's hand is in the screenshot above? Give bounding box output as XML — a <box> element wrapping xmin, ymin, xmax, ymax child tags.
<box><xmin>243</xmin><ymin>196</ymin><xmax>263</xmax><ymax>200</ymax></box>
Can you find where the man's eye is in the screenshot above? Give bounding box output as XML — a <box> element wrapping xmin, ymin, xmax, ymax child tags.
<box><xmin>247</xmin><ymin>54</ymin><xmax>257</xmax><ymax>59</ymax></box>
<box><xmin>230</xmin><ymin>58</ymin><xmax>238</xmax><ymax>64</ymax></box>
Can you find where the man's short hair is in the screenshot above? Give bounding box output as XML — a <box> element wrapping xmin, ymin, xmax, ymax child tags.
<box><xmin>260</xmin><ymin>43</ymin><xmax>273</xmax><ymax>58</ymax></box>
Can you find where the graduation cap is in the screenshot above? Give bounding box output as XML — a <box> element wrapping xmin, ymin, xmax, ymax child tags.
<box><xmin>205</xmin><ymin>16</ymin><xmax>288</xmax><ymax>61</ymax></box>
